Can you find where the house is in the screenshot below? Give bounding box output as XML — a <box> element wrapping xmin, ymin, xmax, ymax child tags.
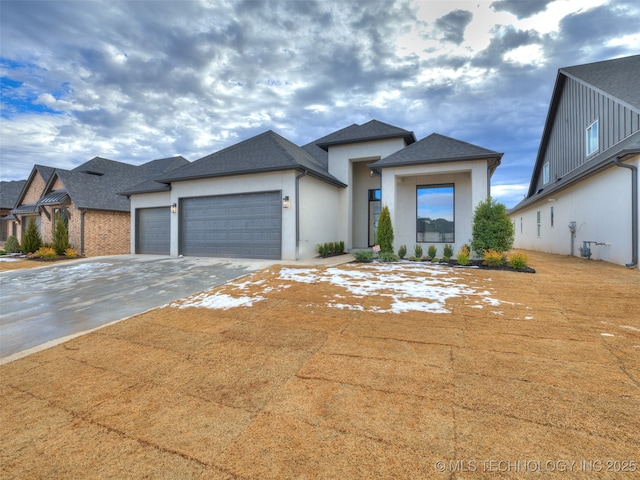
<box><xmin>510</xmin><ymin>55</ymin><xmax>640</xmax><ymax>269</ymax></box>
<box><xmin>0</xmin><ymin>179</ymin><xmax>27</xmax><ymax>245</ymax></box>
<box><xmin>11</xmin><ymin>156</ymin><xmax>189</xmax><ymax>256</ymax></box>
<box><xmin>126</xmin><ymin>120</ymin><xmax>503</xmax><ymax>260</ymax></box>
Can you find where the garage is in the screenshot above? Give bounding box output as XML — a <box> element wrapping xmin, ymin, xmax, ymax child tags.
<box><xmin>136</xmin><ymin>207</ymin><xmax>170</xmax><ymax>254</ymax></box>
<box><xmin>180</xmin><ymin>191</ymin><xmax>282</xmax><ymax>259</ymax></box>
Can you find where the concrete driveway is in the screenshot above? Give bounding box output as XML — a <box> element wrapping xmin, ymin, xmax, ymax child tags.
<box><xmin>0</xmin><ymin>255</ymin><xmax>275</xmax><ymax>361</ymax></box>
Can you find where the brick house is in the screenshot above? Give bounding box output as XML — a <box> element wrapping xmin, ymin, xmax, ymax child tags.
<box><xmin>10</xmin><ymin>156</ymin><xmax>189</xmax><ymax>256</ymax></box>
<box><xmin>0</xmin><ymin>179</ymin><xmax>27</xmax><ymax>246</ymax></box>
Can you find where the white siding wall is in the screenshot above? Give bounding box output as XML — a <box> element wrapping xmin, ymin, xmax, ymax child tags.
<box><xmin>381</xmin><ymin>160</ymin><xmax>489</xmax><ymax>255</ymax></box>
<box><xmin>129</xmin><ymin>191</ymin><xmax>171</xmax><ymax>253</ymax></box>
<box><xmin>512</xmin><ymin>156</ymin><xmax>640</xmax><ymax>269</ymax></box>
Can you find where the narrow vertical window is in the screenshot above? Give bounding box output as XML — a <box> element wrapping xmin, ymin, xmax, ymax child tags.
<box><xmin>520</xmin><ymin>217</ymin><xmax>523</xmax><ymax>233</ymax></box>
<box><xmin>368</xmin><ymin>189</ymin><xmax>381</xmax><ymax>247</ymax></box>
<box><xmin>543</xmin><ymin>162</ymin><xmax>550</xmax><ymax>184</ymax></box>
<box><xmin>586</xmin><ymin>120</ymin><xmax>598</xmax><ymax>156</ymax></box>
<box><xmin>550</xmin><ymin>206</ymin><xmax>554</xmax><ymax>227</ymax></box>
<box><xmin>417</xmin><ymin>184</ymin><xmax>454</xmax><ymax>243</ymax></box>
<box><xmin>536</xmin><ymin>211</ymin><xmax>541</xmax><ymax>237</ymax></box>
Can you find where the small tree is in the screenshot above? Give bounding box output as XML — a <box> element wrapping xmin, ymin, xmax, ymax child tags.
<box><xmin>22</xmin><ymin>217</ymin><xmax>42</xmax><ymax>254</ymax></box>
<box><xmin>471</xmin><ymin>197</ymin><xmax>514</xmax><ymax>256</ymax></box>
<box><xmin>375</xmin><ymin>205</ymin><xmax>394</xmax><ymax>254</ymax></box>
<box><xmin>52</xmin><ymin>214</ymin><xmax>70</xmax><ymax>255</ymax></box>
<box><xmin>4</xmin><ymin>235</ymin><xmax>20</xmax><ymax>253</ymax></box>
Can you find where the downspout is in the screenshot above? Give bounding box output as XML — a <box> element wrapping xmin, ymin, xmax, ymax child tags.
<box><xmin>295</xmin><ymin>170</ymin><xmax>309</xmax><ymax>260</ymax></box>
<box><xmin>614</xmin><ymin>156</ymin><xmax>638</xmax><ymax>268</ymax></box>
<box><xmin>80</xmin><ymin>209</ymin><xmax>86</xmax><ymax>257</ymax></box>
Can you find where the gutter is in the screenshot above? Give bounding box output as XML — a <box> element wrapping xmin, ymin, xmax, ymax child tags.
<box><xmin>295</xmin><ymin>169</ymin><xmax>309</xmax><ymax>260</ymax></box>
<box><xmin>614</xmin><ymin>155</ymin><xmax>638</xmax><ymax>268</ymax></box>
<box><xmin>487</xmin><ymin>157</ymin><xmax>502</xmax><ymax>197</ymax></box>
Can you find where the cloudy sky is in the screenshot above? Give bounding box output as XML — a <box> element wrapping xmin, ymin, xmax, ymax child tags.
<box><xmin>1</xmin><ymin>0</ymin><xmax>639</xmax><ymax>207</ymax></box>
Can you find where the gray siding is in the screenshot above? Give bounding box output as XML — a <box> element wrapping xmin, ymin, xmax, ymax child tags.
<box><xmin>536</xmin><ymin>77</ymin><xmax>640</xmax><ymax>192</ymax></box>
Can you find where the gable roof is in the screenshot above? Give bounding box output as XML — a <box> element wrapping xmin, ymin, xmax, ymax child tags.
<box><xmin>0</xmin><ymin>180</ymin><xmax>27</xmax><ymax>209</ymax></box>
<box><xmin>314</xmin><ymin>120</ymin><xmax>416</xmax><ymax>151</ymax></box>
<box><xmin>157</xmin><ymin>130</ymin><xmax>345</xmax><ymax>187</ymax></box>
<box><xmin>369</xmin><ymin>133</ymin><xmax>503</xmax><ymax>170</ymax></box>
<box><xmin>512</xmin><ymin>55</ymin><xmax>640</xmax><ymax>212</ymax></box>
<box><xmin>13</xmin><ymin>165</ymin><xmax>55</xmax><ymax>209</ymax></box>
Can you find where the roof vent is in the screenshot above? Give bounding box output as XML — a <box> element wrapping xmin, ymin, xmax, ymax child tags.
<box><xmin>79</xmin><ymin>170</ymin><xmax>104</xmax><ymax>176</ymax></box>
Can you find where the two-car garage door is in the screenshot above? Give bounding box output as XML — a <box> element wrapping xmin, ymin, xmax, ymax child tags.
<box><xmin>180</xmin><ymin>192</ymin><xmax>282</xmax><ymax>259</ymax></box>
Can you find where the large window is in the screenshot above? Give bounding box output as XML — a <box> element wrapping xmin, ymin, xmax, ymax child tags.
<box><xmin>417</xmin><ymin>184</ymin><xmax>454</xmax><ymax>243</ymax></box>
<box><xmin>586</xmin><ymin>120</ymin><xmax>598</xmax><ymax>156</ymax></box>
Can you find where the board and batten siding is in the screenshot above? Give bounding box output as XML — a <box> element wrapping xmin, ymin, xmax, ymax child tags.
<box><xmin>536</xmin><ymin>76</ymin><xmax>640</xmax><ymax>192</ymax></box>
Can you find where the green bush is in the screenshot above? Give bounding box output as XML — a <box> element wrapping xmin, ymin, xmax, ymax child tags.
<box><xmin>414</xmin><ymin>244</ymin><xmax>423</xmax><ymax>259</ymax></box>
<box><xmin>317</xmin><ymin>244</ymin><xmax>326</xmax><ymax>256</ymax></box>
<box><xmin>353</xmin><ymin>250</ymin><xmax>374</xmax><ymax>263</ymax></box>
<box><xmin>338</xmin><ymin>241</ymin><xmax>345</xmax><ymax>253</ymax></box>
<box><xmin>397</xmin><ymin>244</ymin><xmax>407</xmax><ymax>259</ymax></box>
<box><xmin>22</xmin><ymin>217</ymin><xmax>42</xmax><ymax>254</ymax></box>
<box><xmin>427</xmin><ymin>244</ymin><xmax>437</xmax><ymax>259</ymax></box>
<box><xmin>483</xmin><ymin>249</ymin><xmax>506</xmax><ymax>267</ymax></box>
<box><xmin>471</xmin><ymin>197</ymin><xmax>514</xmax><ymax>256</ymax></box>
<box><xmin>379</xmin><ymin>252</ymin><xmax>399</xmax><ymax>262</ymax></box>
<box><xmin>4</xmin><ymin>235</ymin><xmax>20</xmax><ymax>253</ymax></box>
<box><xmin>443</xmin><ymin>244</ymin><xmax>454</xmax><ymax>260</ymax></box>
<box><xmin>375</xmin><ymin>205</ymin><xmax>394</xmax><ymax>254</ymax></box>
<box><xmin>52</xmin><ymin>214</ymin><xmax>70</xmax><ymax>255</ymax></box>
<box><xmin>508</xmin><ymin>252</ymin><xmax>529</xmax><ymax>270</ymax></box>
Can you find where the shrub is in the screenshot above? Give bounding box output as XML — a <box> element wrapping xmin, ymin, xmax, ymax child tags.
<box><xmin>353</xmin><ymin>250</ymin><xmax>374</xmax><ymax>263</ymax></box>
<box><xmin>483</xmin><ymin>249</ymin><xmax>507</xmax><ymax>267</ymax></box>
<box><xmin>22</xmin><ymin>217</ymin><xmax>42</xmax><ymax>254</ymax></box>
<box><xmin>443</xmin><ymin>244</ymin><xmax>454</xmax><ymax>260</ymax></box>
<box><xmin>457</xmin><ymin>244</ymin><xmax>471</xmax><ymax>266</ymax></box>
<box><xmin>375</xmin><ymin>205</ymin><xmax>394</xmax><ymax>254</ymax></box>
<box><xmin>52</xmin><ymin>214</ymin><xmax>70</xmax><ymax>255</ymax></box>
<box><xmin>4</xmin><ymin>235</ymin><xmax>20</xmax><ymax>253</ymax></box>
<box><xmin>338</xmin><ymin>241</ymin><xmax>345</xmax><ymax>253</ymax></box>
<box><xmin>427</xmin><ymin>244</ymin><xmax>437</xmax><ymax>260</ymax></box>
<box><xmin>379</xmin><ymin>252</ymin><xmax>399</xmax><ymax>262</ymax></box>
<box><xmin>64</xmin><ymin>248</ymin><xmax>79</xmax><ymax>258</ymax></box>
<box><xmin>471</xmin><ymin>197</ymin><xmax>514</xmax><ymax>256</ymax></box>
<box><xmin>0</xmin><ymin>249</ymin><xmax>5</xmax><ymax>255</ymax></box>
<box><xmin>317</xmin><ymin>244</ymin><xmax>326</xmax><ymax>256</ymax></box>
<box><xmin>414</xmin><ymin>244</ymin><xmax>423</xmax><ymax>259</ymax></box>
<box><xmin>397</xmin><ymin>244</ymin><xmax>407</xmax><ymax>259</ymax></box>
<box><xmin>328</xmin><ymin>242</ymin><xmax>335</xmax><ymax>254</ymax></box>
<box><xmin>508</xmin><ymin>252</ymin><xmax>529</xmax><ymax>270</ymax></box>
<box><xmin>33</xmin><ymin>246</ymin><xmax>57</xmax><ymax>259</ymax></box>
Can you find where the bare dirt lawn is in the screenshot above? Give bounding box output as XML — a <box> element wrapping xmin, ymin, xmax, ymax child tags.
<box><xmin>1</xmin><ymin>251</ymin><xmax>639</xmax><ymax>479</ymax></box>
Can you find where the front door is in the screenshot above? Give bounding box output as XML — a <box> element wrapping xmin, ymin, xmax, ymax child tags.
<box><xmin>368</xmin><ymin>189</ymin><xmax>381</xmax><ymax>246</ymax></box>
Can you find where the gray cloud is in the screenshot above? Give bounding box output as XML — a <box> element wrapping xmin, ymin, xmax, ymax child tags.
<box><xmin>491</xmin><ymin>0</ymin><xmax>555</xmax><ymax>19</ymax></box>
<box><xmin>435</xmin><ymin>9</ymin><xmax>473</xmax><ymax>45</ymax></box>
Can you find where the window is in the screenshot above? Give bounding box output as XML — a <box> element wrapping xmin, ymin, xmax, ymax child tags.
<box><xmin>550</xmin><ymin>206</ymin><xmax>554</xmax><ymax>227</ymax></box>
<box><xmin>416</xmin><ymin>184</ymin><xmax>454</xmax><ymax>243</ymax></box>
<box><xmin>586</xmin><ymin>120</ymin><xmax>598</xmax><ymax>156</ymax></box>
<box><xmin>543</xmin><ymin>162</ymin><xmax>550</xmax><ymax>184</ymax></box>
<box><xmin>536</xmin><ymin>210</ymin><xmax>541</xmax><ymax>237</ymax></box>
<box><xmin>368</xmin><ymin>189</ymin><xmax>381</xmax><ymax>246</ymax></box>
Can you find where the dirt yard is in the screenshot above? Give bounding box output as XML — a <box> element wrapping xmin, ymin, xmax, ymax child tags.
<box><xmin>1</xmin><ymin>251</ymin><xmax>638</xmax><ymax>479</ymax></box>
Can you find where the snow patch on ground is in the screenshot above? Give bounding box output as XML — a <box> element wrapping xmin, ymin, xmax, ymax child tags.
<box><xmin>173</xmin><ymin>292</ymin><xmax>263</xmax><ymax>310</ymax></box>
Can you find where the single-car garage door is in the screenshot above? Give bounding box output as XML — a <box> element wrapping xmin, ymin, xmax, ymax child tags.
<box><xmin>180</xmin><ymin>192</ymin><xmax>281</xmax><ymax>259</ymax></box>
<box><xmin>136</xmin><ymin>207</ymin><xmax>171</xmax><ymax>255</ymax></box>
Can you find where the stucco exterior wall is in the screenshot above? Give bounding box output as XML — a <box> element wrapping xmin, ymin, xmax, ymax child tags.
<box><xmin>512</xmin><ymin>156</ymin><xmax>640</xmax><ymax>269</ymax></box>
<box><xmin>298</xmin><ymin>175</ymin><xmax>342</xmax><ymax>259</ymax></box>
<box><xmin>381</xmin><ymin>160</ymin><xmax>489</xmax><ymax>256</ymax></box>
<box><xmin>170</xmin><ymin>171</ymin><xmax>298</xmax><ymax>259</ymax></box>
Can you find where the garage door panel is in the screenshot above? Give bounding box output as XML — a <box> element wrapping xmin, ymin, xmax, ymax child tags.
<box><xmin>181</xmin><ymin>192</ymin><xmax>281</xmax><ymax>259</ymax></box>
<box><xmin>136</xmin><ymin>207</ymin><xmax>170</xmax><ymax>255</ymax></box>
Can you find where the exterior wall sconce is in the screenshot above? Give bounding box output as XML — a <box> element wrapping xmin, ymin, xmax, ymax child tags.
<box><xmin>171</xmin><ymin>203</ymin><xmax>177</xmax><ymax>214</ymax></box>
<box><xmin>282</xmin><ymin>196</ymin><xmax>290</xmax><ymax>208</ymax></box>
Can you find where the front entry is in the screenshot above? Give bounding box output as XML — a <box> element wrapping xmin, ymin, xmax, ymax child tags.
<box><xmin>368</xmin><ymin>188</ymin><xmax>380</xmax><ymax>246</ymax></box>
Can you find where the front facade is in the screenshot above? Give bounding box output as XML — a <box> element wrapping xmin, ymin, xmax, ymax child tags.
<box><xmin>511</xmin><ymin>55</ymin><xmax>640</xmax><ymax>269</ymax></box>
<box><xmin>128</xmin><ymin>120</ymin><xmax>502</xmax><ymax>261</ymax></box>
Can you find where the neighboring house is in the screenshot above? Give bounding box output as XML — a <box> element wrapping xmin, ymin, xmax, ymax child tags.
<box><xmin>0</xmin><ymin>179</ymin><xmax>27</xmax><ymax>245</ymax></box>
<box><xmin>125</xmin><ymin>120</ymin><xmax>503</xmax><ymax>260</ymax></box>
<box><xmin>11</xmin><ymin>156</ymin><xmax>189</xmax><ymax>256</ymax></box>
<box><xmin>510</xmin><ymin>55</ymin><xmax>640</xmax><ymax>269</ymax></box>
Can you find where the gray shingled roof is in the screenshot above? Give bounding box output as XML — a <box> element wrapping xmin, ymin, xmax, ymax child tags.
<box><xmin>119</xmin><ymin>156</ymin><xmax>191</xmax><ymax>195</ymax></box>
<box><xmin>315</xmin><ymin>120</ymin><xmax>415</xmax><ymax>150</ymax></box>
<box><xmin>370</xmin><ymin>133</ymin><xmax>503</xmax><ymax>169</ymax></box>
<box><xmin>158</xmin><ymin>130</ymin><xmax>345</xmax><ymax>187</ymax></box>
<box><xmin>562</xmin><ymin>54</ymin><xmax>640</xmax><ymax>110</ymax></box>
<box><xmin>0</xmin><ymin>180</ymin><xmax>27</xmax><ymax>209</ymax></box>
